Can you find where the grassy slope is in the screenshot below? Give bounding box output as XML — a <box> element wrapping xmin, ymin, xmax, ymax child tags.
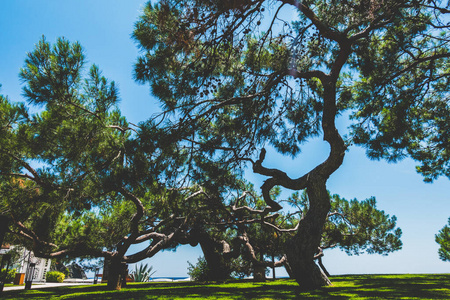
<box><xmin>2</xmin><ymin>274</ymin><xmax>450</xmax><ymax>299</ymax></box>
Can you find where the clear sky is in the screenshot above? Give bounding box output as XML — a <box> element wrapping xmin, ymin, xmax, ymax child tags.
<box><xmin>1</xmin><ymin>1</ymin><xmax>449</xmax><ymax>278</ymax></box>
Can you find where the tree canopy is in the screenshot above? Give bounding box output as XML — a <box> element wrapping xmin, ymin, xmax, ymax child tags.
<box><xmin>133</xmin><ymin>0</ymin><xmax>450</xmax><ymax>288</ymax></box>
<box><xmin>0</xmin><ymin>37</ymin><xmax>218</xmax><ymax>290</ymax></box>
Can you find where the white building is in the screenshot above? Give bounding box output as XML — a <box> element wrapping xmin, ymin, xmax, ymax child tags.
<box><xmin>3</xmin><ymin>246</ymin><xmax>51</xmax><ymax>282</ymax></box>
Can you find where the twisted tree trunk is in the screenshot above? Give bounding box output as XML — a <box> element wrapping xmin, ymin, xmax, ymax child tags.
<box><xmin>106</xmin><ymin>257</ymin><xmax>127</xmax><ymax>290</ymax></box>
<box><xmin>253</xmin><ymin>251</ymin><xmax>266</xmax><ymax>282</ymax></box>
<box><xmin>317</xmin><ymin>256</ymin><xmax>331</xmax><ymax>278</ymax></box>
<box><xmin>285</xmin><ymin>177</ymin><xmax>332</xmax><ymax>288</ymax></box>
<box><xmin>253</xmin><ymin>265</ymin><xmax>267</xmax><ymax>282</ymax></box>
<box><xmin>199</xmin><ymin>238</ymin><xmax>231</xmax><ymax>281</ymax></box>
<box><xmin>251</xmin><ymin>77</ymin><xmax>345</xmax><ymax>288</ymax></box>
<box><xmin>0</xmin><ymin>216</ymin><xmax>8</xmax><ymax>249</ymax></box>
<box><xmin>281</xmin><ymin>73</ymin><xmax>346</xmax><ymax>288</ymax></box>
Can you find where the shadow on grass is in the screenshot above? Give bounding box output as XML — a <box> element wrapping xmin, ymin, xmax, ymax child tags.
<box><xmin>2</xmin><ymin>274</ymin><xmax>450</xmax><ymax>299</ymax></box>
<box><xmin>329</xmin><ymin>274</ymin><xmax>450</xmax><ymax>299</ymax></box>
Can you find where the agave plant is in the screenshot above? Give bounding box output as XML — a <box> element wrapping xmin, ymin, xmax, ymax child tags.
<box><xmin>130</xmin><ymin>263</ymin><xmax>156</xmax><ymax>282</ymax></box>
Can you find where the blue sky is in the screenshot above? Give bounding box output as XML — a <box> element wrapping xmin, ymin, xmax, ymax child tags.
<box><xmin>1</xmin><ymin>1</ymin><xmax>449</xmax><ymax>278</ymax></box>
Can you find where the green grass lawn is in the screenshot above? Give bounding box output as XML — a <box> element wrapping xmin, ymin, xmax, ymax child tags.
<box><xmin>2</xmin><ymin>274</ymin><xmax>450</xmax><ymax>299</ymax></box>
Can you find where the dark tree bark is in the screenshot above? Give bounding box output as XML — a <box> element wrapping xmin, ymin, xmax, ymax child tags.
<box><xmin>253</xmin><ymin>252</ymin><xmax>266</xmax><ymax>282</ymax></box>
<box><xmin>254</xmin><ymin>79</ymin><xmax>345</xmax><ymax>288</ymax></box>
<box><xmin>196</xmin><ymin>231</ymin><xmax>232</xmax><ymax>281</ymax></box>
<box><xmin>121</xmin><ymin>264</ymin><xmax>128</xmax><ymax>287</ymax></box>
<box><xmin>283</xmin><ymin>259</ymin><xmax>294</xmax><ymax>278</ymax></box>
<box><xmin>272</xmin><ymin>255</ymin><xmax>276</xmax><ymax>279</ymax></box>
<box><xmin>0</xmin><ymin>216</ymin><xmax>9</xmax><ymax>248</ymax></box>
<box><xmin>317</xmin><ymin>256</ymin><xmax>331</xmax><ymax>278</ymax></box>
<box><xmin>106</xmin><ymin>257</ymin><xmax>126</xmax><ymax>290</ymax></box>
<box><xmin>253</xmin><ymin>265</ymin><xmax>266</xmax><ymax>282</ymax></box>
<box><xmin>284</xmin><ymin>178</ymin><xmax>332</xmax><ymax>288</ymax></box>
<box><xmin>252</xmin><ymin>63</ymin><xmax>346</xmax><ymax>289</ymax></box>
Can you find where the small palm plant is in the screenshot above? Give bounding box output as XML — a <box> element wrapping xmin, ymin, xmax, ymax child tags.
<box><xmin>130</xmin><ymin>263</ymin><xmax>156</xmax><ymax>282</ymax></box>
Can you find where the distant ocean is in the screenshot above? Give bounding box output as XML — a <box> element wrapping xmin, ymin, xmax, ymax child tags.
<box><xmin>87</xmin><ymin>276</ymin><xmax>190</xmax><ymax>281</ymax></box>
<box><xmin>150</xmin><ymin>277</ymin><xmax>190</xmax><ymax>281</ymax></box>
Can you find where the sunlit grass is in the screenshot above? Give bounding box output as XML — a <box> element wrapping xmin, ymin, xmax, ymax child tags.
<box><xmin>3</xmin><ymin>274</ymin><xmax>450</xmax><ymax>299</ymax></box>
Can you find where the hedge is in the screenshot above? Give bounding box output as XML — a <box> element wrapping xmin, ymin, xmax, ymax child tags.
<box><xmin>46</xmin><ymin>271</ymin><xmax>65</xmax><ymax>283</ymax></box>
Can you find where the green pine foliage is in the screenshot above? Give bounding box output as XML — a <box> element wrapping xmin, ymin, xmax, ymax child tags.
<box><xmin>283</xmin><ymin>190</ymin><xmax>402</xmax><ymax>256</ymax></box>
<box><xmin>132</xmin><ymin>1</ymin><xmax>450</xmax><ymax>171</ymax></box>
<box><xmin>1</xmin><ymin>35</ymin><xmax>238</xmax><ymax>291</ymax></box>
<box><xmin>2</xmin><ymin>0</ymin><xmax>450</xmax><ymax>291</ymax></box>
<box><xmin>436</xmin><ymin>218</ymin><xmax>450</xmax><ymax>262</ymax></box>
<box><xmin>131</xmin><ymin>2</ymin><xmax>449</xmax><ymax>287</ymax></box>
<box><xmin>1</xmin><ymin>37</ymin><xmax>132</xmax><ymax>257</ymax></box>
<box><xmin>325</xmin><ymin>194</ymin><xmax>402</xmax><ymax>255</ymax></box>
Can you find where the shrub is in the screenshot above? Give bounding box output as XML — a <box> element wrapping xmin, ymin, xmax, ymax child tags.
<box><xmin>0</xmin><ymin>268</ymin><xmax>16</xmax><ymax>283</ymax></box>
<box><xmin>187</xmin><ymin>256</ymin><xmax>210</xmax><ymax>282</ymax></box>
<box><xmin>50</xmin><ymin>260</ymin><xmax>70</xmax><ymax>277</ymax></box>
<box><xmin>229</xmin><ymin>257</ymin><xmax>253</xmax><ymax>279</ymax></box>
<box><xmin>46</xmin><ymin>271</ymin><xmax>65</xmax><ymax>283</ymax></box>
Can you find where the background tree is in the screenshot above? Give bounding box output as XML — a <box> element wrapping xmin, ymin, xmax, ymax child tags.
<box><xmin>181</xmin><ymin>183</ymin><xmax>290</xmax><ymax>282</ymax></box>
<box><xmin>226</xmin><ymin>187</ymin><xmax>292</xmax><ymax>281</ymax></box>
<box><xmin>210</xmin><ymin>189</ymin><xmax>402</xmax><ymax>280</ymax></box>
<box><xmin>132</xmin><ymin>0</ymin><xmax>449</xmax><ymax>288</ymax></box>
<box><xmin>174</xmin><ymin>179</ymin><xmax>260</xmax><ymax>282</ymax></box>
<box><xmin>0</xmin><ymin>37</ymin><xmax>207</xmax><ymax>290</ymax></box>
<box><xmin>436</xmin><ymin>218</ymin><xmax>450</xmax><ymax>262</ymax></box>
<box><xmin>290</xmin><ymin>191</ymin><xmax>402</xmax><ymax>276</ymax></box>
<box><xmin>179</xmin><ymin>181</ymin><xmax>401</xmax><ymax>282</ymax></box>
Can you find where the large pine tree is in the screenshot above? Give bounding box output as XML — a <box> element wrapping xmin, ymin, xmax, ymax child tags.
<box><xmin>133</xmin><ymin>0</ymin><xmax>450</xmax><ymax>288</ymax></box>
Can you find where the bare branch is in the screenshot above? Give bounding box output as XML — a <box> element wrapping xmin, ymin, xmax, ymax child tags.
<box><xmin>116</xmin><ymin>187</ymin><xmax>145</xmax><ymax>256</ymax></box>
<box><xmin>252</xmin><ymin>148</ymin><xmax>308</xmax><ymax>210</ymax></box>
<box><xmin>107</xmin><ymin>125</ymin><xmax>138</xmax><ymax>134</ymax></box>
<box><xmin>238</xmin><ymin>232</ymin><xmax>287</xmax><ymax>268</ymax></box>
<box><xmin>280</xmin><ymin>0</ymin><xmax>345</xmax><ymax>43</ymax></box>
<box><xmin>124</xmin><ymin>220</ymin><xmax>187</xmax><ymax>264</ymax></box>
<box><xmin>263</xmin><ymin>220</ymin><xmax>299</xmax><ymax>233</ymax></box>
